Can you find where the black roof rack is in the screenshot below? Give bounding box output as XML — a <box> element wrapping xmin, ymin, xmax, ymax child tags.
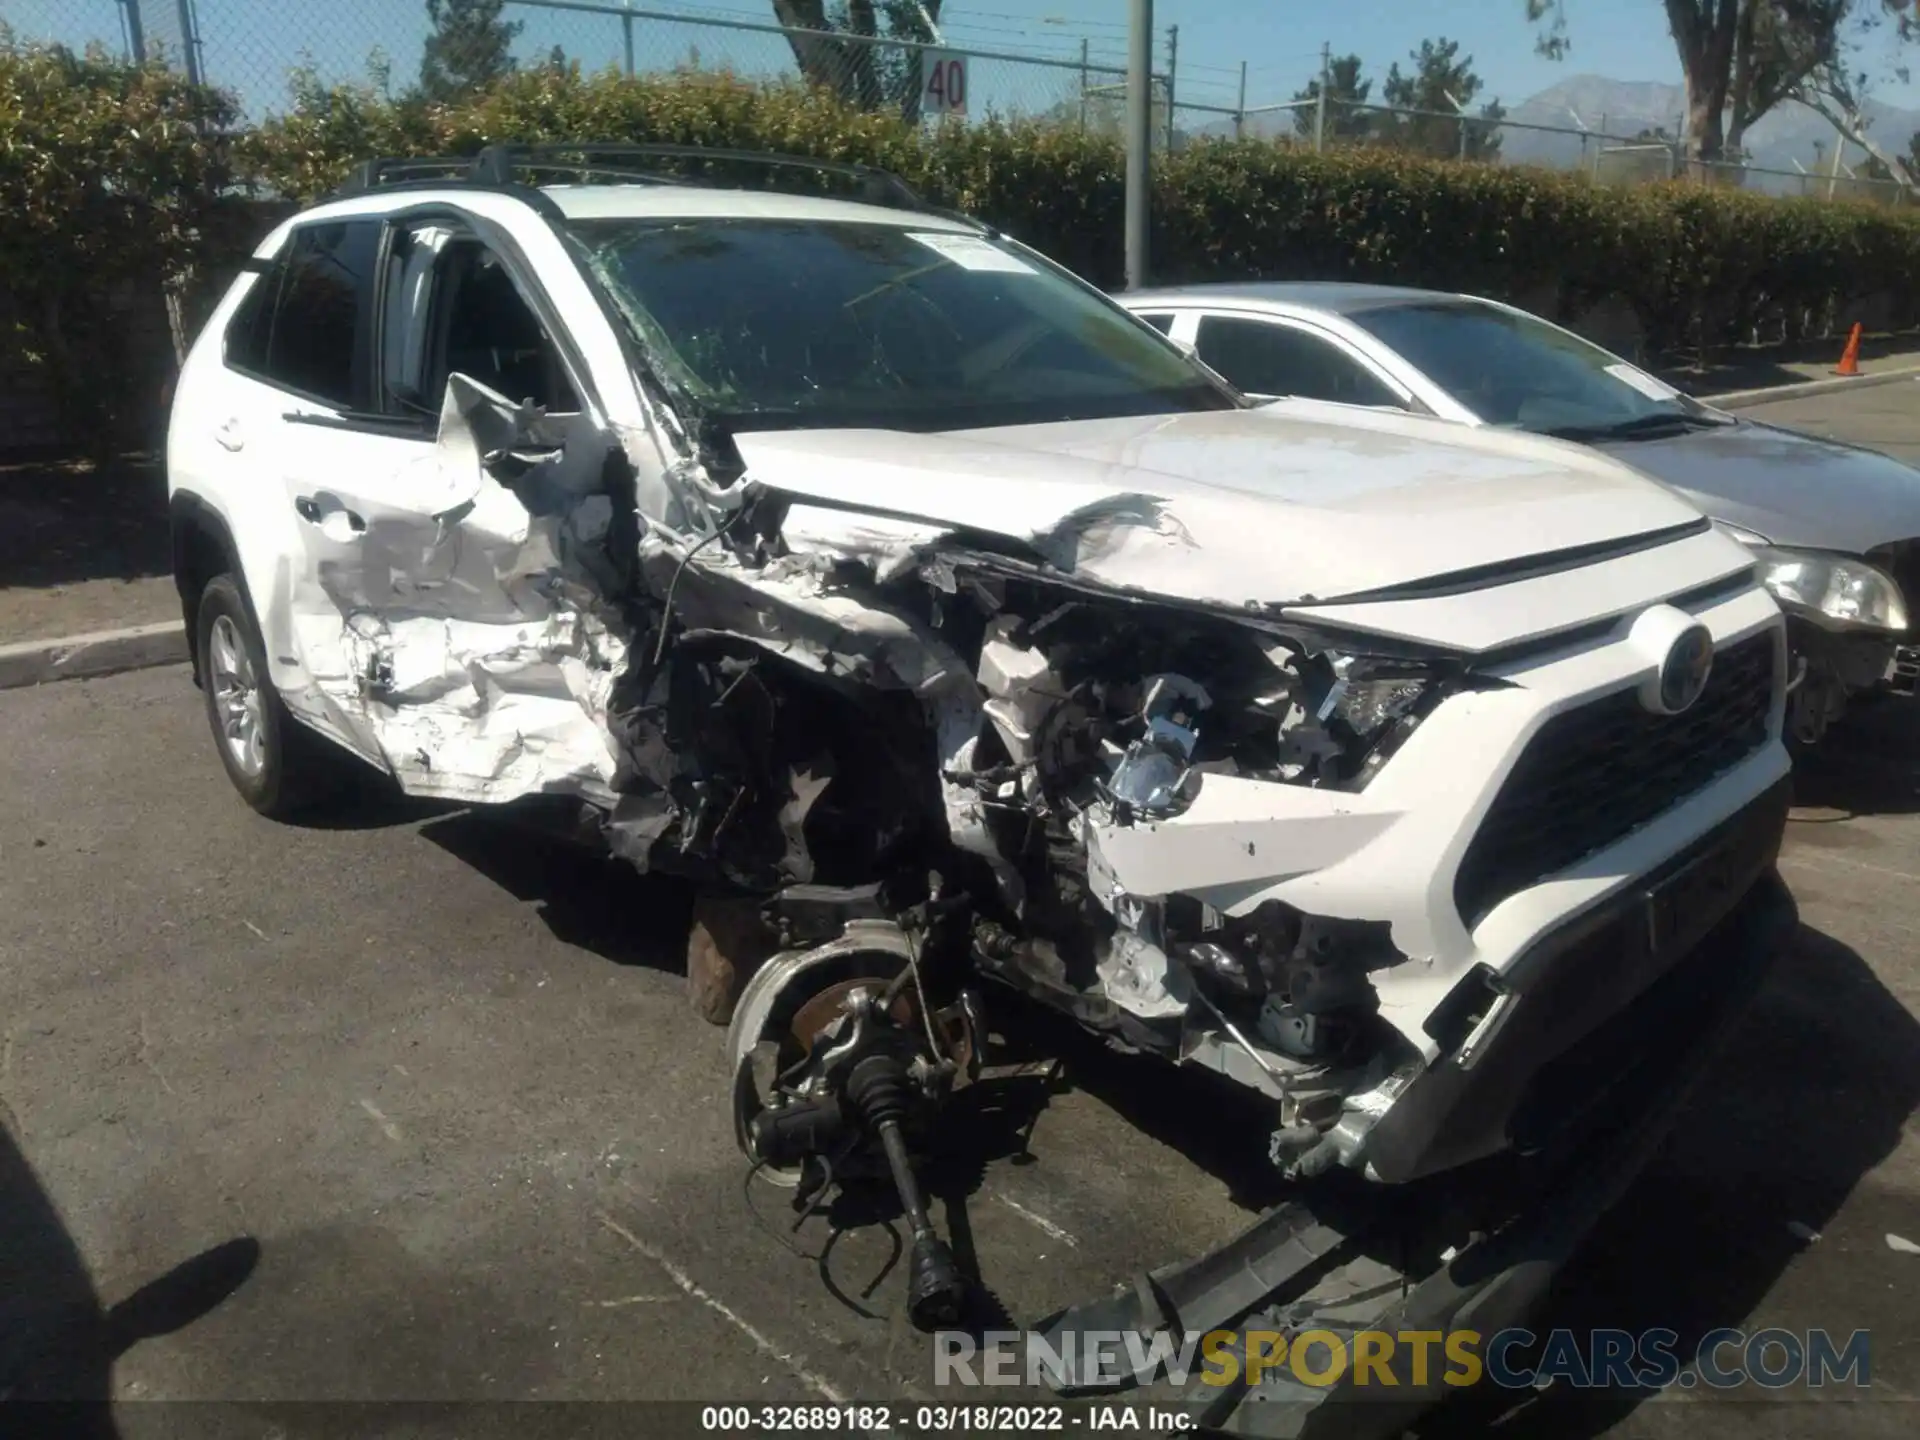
<box><xmin>335</xmin><ymin>156</ymin><xmax>477</xmax><ymax>193</ymax></box>
<box><xmin>328</xmin><ymin>143</ymin><xmax>956</xmax><ymax>221</ymax></box>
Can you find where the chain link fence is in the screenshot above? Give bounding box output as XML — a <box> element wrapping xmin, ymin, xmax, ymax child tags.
<box><xmin>1235</xmin><ymin>96</ymin><xmax>1912</xmax><ymax>207</ymax></box>
<box><xmin>2</xmin><ymin>0</ymin><xmax>1909</xmax><ymax>204</ymax></box>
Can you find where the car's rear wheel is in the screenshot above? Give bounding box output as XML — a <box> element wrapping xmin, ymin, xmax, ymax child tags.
<box><xmin>197</xmin><ymin>574</ymin><xmax>343</xmax><ymax>820</ymax></box>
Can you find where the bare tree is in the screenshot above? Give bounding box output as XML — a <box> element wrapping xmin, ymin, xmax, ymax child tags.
<box><xmin>1793</xmin><ymin>61</ymin><xmax>1919</xmax><ymax>187</ymax></box>
<box><xmin>1726</xmin><ymin>1</ymin><xmax>1849</xmax><ymax>157</ymax></box>
<box><xmin>1525</xmin><ymin>2</ymin><xmax>1906</xmax><ymax>165</ymax></box>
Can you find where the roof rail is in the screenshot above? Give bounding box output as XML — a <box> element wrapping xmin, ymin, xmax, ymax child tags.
<box><xmin>333</xmin><ymin>157</ymin><xmax>477</xmax><ymax>195</ymax></box>
<box><xmin>327</xmin><ymin>143</ymin><xmax>956</xmax><ymax>221</ymax></box>
<box><xmin>468</xmin><ymin>143</ymin><xmax>929</xmax><ymax>208</ymax></box>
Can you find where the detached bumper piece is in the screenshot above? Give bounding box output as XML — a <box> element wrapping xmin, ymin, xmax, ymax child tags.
<box><xmin>1031</xmin><ymin>863</ymin><xmax>1798</xmax><ymax>1439</ymax></box>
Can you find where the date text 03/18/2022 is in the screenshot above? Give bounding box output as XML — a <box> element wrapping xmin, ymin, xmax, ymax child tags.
<box><xmin>699</xmin><ymin>1404</ymin><xmax>1190</xmax><ymax>1432</ymax></box>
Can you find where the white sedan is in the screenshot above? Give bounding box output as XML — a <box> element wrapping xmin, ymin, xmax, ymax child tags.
<box><xmin>1119</xmin><ymin>281</ymin><xmax>1920</xmax><ymax>746</ymax></box>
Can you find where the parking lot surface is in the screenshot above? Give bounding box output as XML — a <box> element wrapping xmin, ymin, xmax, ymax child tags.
<box><xmin>4</xmin><ymin>381</ymin><xmax>1920</xmax><ymax>1438</ymax></box>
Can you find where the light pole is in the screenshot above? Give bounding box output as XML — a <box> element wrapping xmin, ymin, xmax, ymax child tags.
<box><xmin>1125</xmin><ymin>0</ymin><xmax>1153</xmax><ymax>289</ymax></box>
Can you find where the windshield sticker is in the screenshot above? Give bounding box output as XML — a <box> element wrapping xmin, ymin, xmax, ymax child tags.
<box><xmin>1604</xmin><ymin>362</ymin><xmax>1682</xmax><ymax>401</ymax></box>
<box><xmin>908</xmin><ymin>232</ymin><xmax>1039</xmax><ymax>274</ymax></box>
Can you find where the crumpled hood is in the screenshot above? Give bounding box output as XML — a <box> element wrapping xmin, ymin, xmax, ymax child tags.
<box><xmin>734</xmin><ymin>400</ymin><xmax>1705</xmax><ymax>607</ymax></box>
<box><xmin>1593</xmin><ymin>417</ymin><xmax>1920</xmax><ymax>556</ymax></box>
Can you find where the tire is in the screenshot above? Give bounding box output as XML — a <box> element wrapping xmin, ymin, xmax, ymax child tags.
<box><xmin>195</xmin><ymin>574</ymin><xmax>345</xmax><ymax>820</ymax></box>
<box><xmin>686</xmin><ymin>894</ymin><xmax>780</xmax><ymax>1027</ymax></box>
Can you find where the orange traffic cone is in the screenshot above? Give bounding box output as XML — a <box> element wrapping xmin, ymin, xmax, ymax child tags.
<box><xmin>1834</xmin><ymin>322</ymin><xmax>1863</xmax><ymax>377</ymax></box>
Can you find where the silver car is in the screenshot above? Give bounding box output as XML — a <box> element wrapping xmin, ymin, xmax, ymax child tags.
<box><xmin>1119</xmin><ymin>281</ymin><xmax>1920</xmax><ymax>746</ymax></box>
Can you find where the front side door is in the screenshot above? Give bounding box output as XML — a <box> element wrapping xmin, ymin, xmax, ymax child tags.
<box><xmin>224</xmin><ymin>208</ymin><xmax>624</xmax><ymax>802</ymax></box>
<box><xmin>314</xmin><ymin>217</ymin><xmax>620</xmax><ymax>802</ymax></box>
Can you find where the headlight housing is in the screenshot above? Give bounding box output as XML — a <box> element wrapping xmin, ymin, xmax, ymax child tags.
<box><xmin>1320</xmin><ymin>656</ymin><xmax>1433</xmax><ymax>738</ymax></box>
<box><xmin>1715</xmin><ymin>523</ymin><xmax>1908</xmax><ymax>632</ymax></box>
<box><xmin>1756</xmin><ymin>549</ymin><xmax>1906</xmax><ymax>632</ymax></box>
<box><xmin>1314</xmin><ymin>652</ymin><xmax>1450</xmax><ymax>786</ymax></box>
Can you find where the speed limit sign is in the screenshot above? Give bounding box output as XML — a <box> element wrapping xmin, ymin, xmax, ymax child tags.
<box><xmin>921</xmin><ymin>48</ymin><xmax>968</xmax><ymax>117</ymax></box>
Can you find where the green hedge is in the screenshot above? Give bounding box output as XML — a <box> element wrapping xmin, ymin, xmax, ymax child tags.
<box><xmin>0</xmin><ymin>40</ymin><xmax>240</xmax><ymax>448</ymax></box>
<box><xmin>239</xmin><ymin>66</ymin><xmax>1920</xmax><ymax>358</ymax></box>
<box><xmin>7</xmin><ymin>51</ymin><xmax>1920</xmax><ymax>449</ymax></box>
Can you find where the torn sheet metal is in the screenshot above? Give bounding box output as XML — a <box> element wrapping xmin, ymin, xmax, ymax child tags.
<box><xmin>345</xmin><ymin>611</ymin><xmax>623</xmax><ymax>804</ymax></box>
<box><xmin>636</xmin><ymin>536</ymin><xmax>974</xmax><ymax>700</ymax></box>
<box><xmin>976</xmin><ymin>615</ymin><xmax>1058</xmax><ymax>771</ymax></box>
<box><xmin>776</xmin><ymin>504</ymin><xmax>954</xmax><ymax>586</ymax></box>
<box><xmin>302</xmin><ymin>373</ymin><xmax>635</xmax><ymax>806</ymax></box>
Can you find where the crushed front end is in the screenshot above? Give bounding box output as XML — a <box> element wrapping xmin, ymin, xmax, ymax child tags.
<box><xmin>700</xmin><ymin>469</ymin><xmax>1792</xmax><ymax>1353</ymax></box>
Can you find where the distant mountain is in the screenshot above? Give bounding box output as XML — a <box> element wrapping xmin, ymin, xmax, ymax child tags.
<box><xmin>1501</xmin><ymin>74</ymin><xmax>1920</xmax><ymax>182</ymax></box>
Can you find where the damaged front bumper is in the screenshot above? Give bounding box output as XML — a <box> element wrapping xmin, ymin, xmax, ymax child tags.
<box><xmin>1784</xmin><ymin>613</ymin><xmax>1907</xmax><ymax>744</ymax></box>
<box><xmin>1030</xmin><ymin>853</ymin><xmax>1799</xmax><ymax>1438</ymax></box>
<box><xmin>1362</xmin><ymin>774</ymin><xmax>1790</xmax><ymax>1183</ymax></box>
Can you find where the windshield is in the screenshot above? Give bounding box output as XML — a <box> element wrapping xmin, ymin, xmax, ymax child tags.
<box><xmin>568</xmin><ymin>217</ymin><xmax>1234</xmax><ymax>431</ymax></box>
<box><xmin>1352</xmin><ymin>300</ymin><xmax>1707</xmax><ymax>437</ymax></box>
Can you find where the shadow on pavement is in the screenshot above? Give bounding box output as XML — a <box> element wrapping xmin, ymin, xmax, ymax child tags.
<box><xmin>1663</xmin><ymin>333</ymin><xmax>1916</xmax><ymax>398</ymax></box>
<box><xmin>417</xmin><ymin>808</ymin><xmax>694</xmax><ymax>973</ymax></box>
<box><xmin>0</xmin><ymin>457</ymin><xmax>169</xmax><ymax>591</ymax></box>
<box><xmin>1</xmin><ymin>1124</ymin><xmax>260</xmax><ymax>1433</ymax></box>
<box><xmin>1790</xmin><ymin>698</ymin><xmax>1920</xmax><ymax>818</ymax></box>
<box><xmin>982</xmin><ymin>991</ymin><xmax>1298</xmax><ymax>1212</ymax></box>
<box><xmin>1417</xmin><ymin>921</ymin><xmax>1920</xmax><ymax>1437</ymax></box>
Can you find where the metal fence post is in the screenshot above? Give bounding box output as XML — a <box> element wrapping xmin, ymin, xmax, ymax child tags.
<box><xmin>1164</xmin><ymin>23</ymin><xmax>1178</xmax><ymax>153</ymax></box>
<box><xmin>119</xmin><ymin>0</ymin><xmax>146</xmax><ymax>63</ymax></box>
<box><xmin>1126</xmin><ymin>0</ymin><xmax>1153</xmax><ymax>289</ymax></box>
<box><xmin>175</xmin><ymin>0</ymin><xmax>203</xmax><ymax>85</ymax></box>
<box><xmin>1313</xmin><ymin>42</ymin><xmax>1329</xmax><ymax>153</ymax></box>
<box><xmin>622</xmin><ymin>0</ymin><xmax>636</xmax><ymax>76</ymax></box>
<box><xmin>1235</xmin><ymin>60</ymin><xmax>1247</xmax><ymax>141</ymax></box>
<box><xmin>1079</xmin><ymin>37</ymin><xmax>1089</xmax><ymax>130</ymax></box>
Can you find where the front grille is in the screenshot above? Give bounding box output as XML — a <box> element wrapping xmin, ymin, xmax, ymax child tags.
<box><xmin>1453</xmin><ymin>631</ymin><xmax>1776</xmax><ymax>926</ymax></box>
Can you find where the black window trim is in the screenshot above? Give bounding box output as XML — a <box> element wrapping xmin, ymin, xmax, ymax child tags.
<box><xmin>1190</xmin><ymin>307</ymin><xmax>1416</xmax><ymax>410</ymax></box>
<box><xmin>381</xmin><ymin>201</ymin><xmax>600</xmax><ymax>428</ymax></box>
<box><xmin>221</xmin><ymin>217</ymin><xmax>388</xmax><ymax>422</ymax></box>
<box><xmin>220</xmin><ymin>203</ymin><xmax>602</xmax><ymax>441</ymax></box>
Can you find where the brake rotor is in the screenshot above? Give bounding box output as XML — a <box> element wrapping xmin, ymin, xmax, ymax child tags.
<box><xmin>789</xmin><ymin>977</ymin><xmax>918</xmax><ymax>1055</ymax></box>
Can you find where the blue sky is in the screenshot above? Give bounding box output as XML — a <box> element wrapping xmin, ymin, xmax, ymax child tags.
<box><xmin>10</xmin><ymin>0</ymin><xmax>1918</xmax><ymax>119</ymax></box>
<box><xmin>965</xmin><ymin>0</ymin><xmax>1920</xmax><ymax>112</ymax></box>
<box><xmin>940</xmin><ymin>0</ymin><xmax>1682</xmax><ymax>111</ymax></box>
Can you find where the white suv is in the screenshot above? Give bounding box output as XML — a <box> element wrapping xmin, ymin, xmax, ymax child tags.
<box><xmin>169</xmin><ymin>148</ymin><xmax>1794</xmax><ymax>1323</ymax></box>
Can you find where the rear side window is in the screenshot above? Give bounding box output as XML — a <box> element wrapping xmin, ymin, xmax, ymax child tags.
<box><xmin>1195</xmin><ymin>315</ymin><xmax>1402</xmax><ymax>408</ymax></box>
<box><xmin>224</xmin><ymin>220</ymin><xmax>382</xmax><ymax>410</ymax></box>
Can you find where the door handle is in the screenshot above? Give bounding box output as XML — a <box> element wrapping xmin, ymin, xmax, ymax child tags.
<box><xmin>215</xmin><ymin>418</ymin><xmax>244</xmax><ymax>452</ymax></box>
<box><xmin>295</xmin><ymin>495</ymin><xmax>366</xmax><ymax>533</ymax></box>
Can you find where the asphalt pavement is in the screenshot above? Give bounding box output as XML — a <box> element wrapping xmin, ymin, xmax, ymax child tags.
<box><xmin>1733</xmin><ymin>378</ymin><xmax>1920</xmax><ymax>466</ymax></box>
<box><xmin>4</xmin><ymin>383</ymin><xmax>1920</xmax><ymax>1438</ymax></box>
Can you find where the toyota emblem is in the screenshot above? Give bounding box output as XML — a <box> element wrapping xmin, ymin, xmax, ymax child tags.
<box><xmin>1654</xmin><ymin>624</ymin><xmax>1715</xmax><ymax>715</ymax></box>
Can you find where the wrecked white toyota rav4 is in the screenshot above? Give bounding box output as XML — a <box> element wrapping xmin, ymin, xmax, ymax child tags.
<box><xmin>171</xmin><ymin>147</ymin><xmax>1796</xmax><ymax>1412</ymax></box>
